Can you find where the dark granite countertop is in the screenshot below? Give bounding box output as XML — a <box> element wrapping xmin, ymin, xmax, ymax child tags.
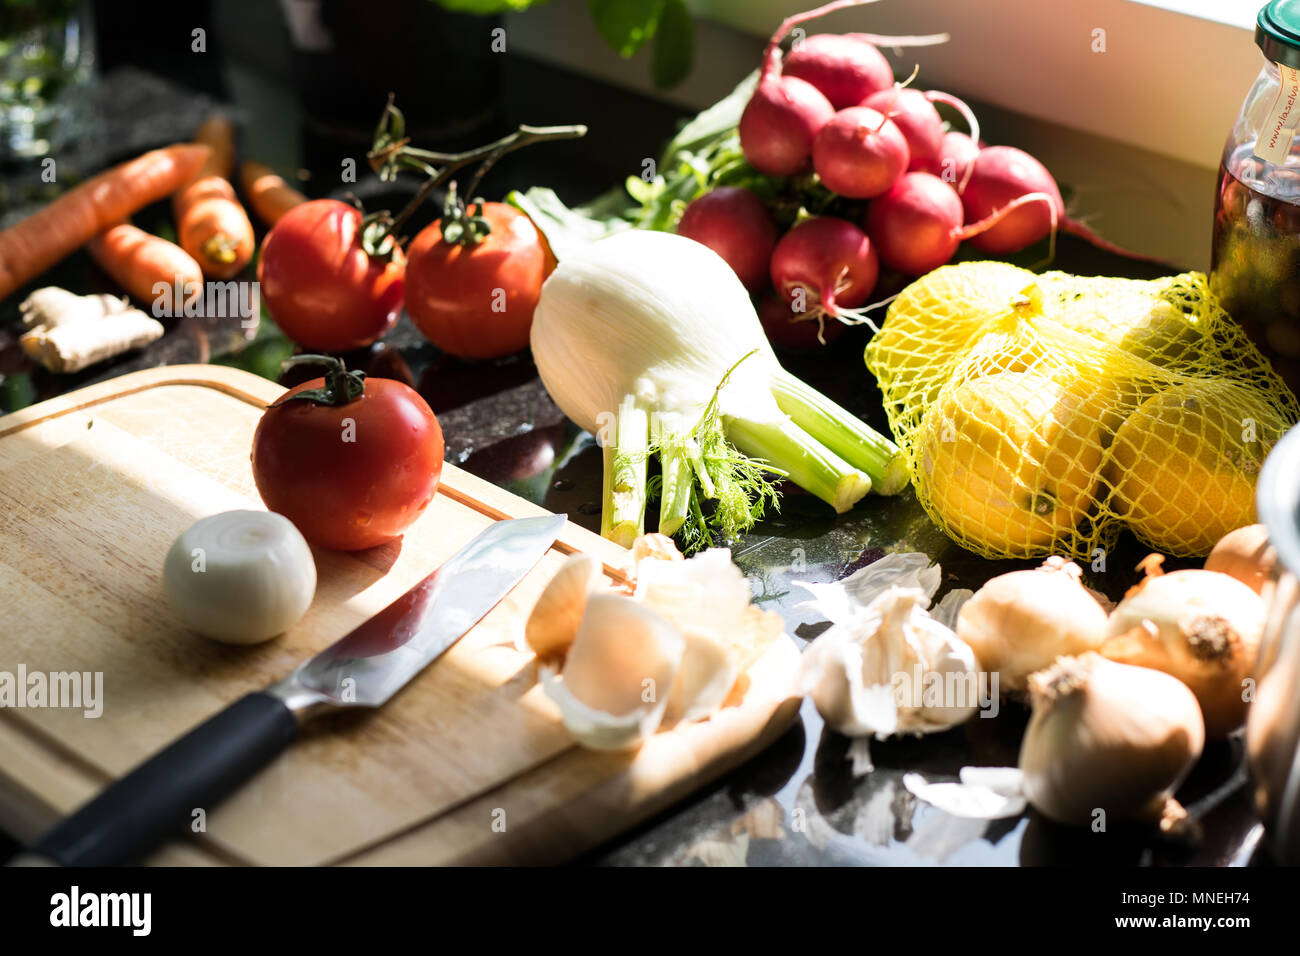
<box><xmin>0</xmin><ymin>23</ymin><xmax>1274</xmax><ymax>866</ymax></box>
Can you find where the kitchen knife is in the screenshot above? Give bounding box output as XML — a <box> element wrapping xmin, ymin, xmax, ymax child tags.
<box><xmin>19</xmin><ymin>513</ymin><xmax>568</xmax><ymax>867</ymax></box>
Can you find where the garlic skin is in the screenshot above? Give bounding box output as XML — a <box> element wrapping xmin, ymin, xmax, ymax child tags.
<box><xmin>1019</xmin><ymin>654</ymin><xmax>1205</xmax><ymax>830</ymax></box>
<box><xmin>524</xmin><ymin>553</ymin><xmax>604</xmax><ymax>661</ymax></box>
<box><xmin>1102</xmin><ymin>568</ymin><xmax>1264</xmax><ymax>738</ymax></box>
<box><xmin>957</xmin><ymin>557</ymin><xmax>1108</xmax><ymax>692</ymax></box>
<box><xmin>800</xmin><ymin>586</ymin><xmax>980</xmax><ymax>739</ymax></box>
<box><xmin>540</xmin><ymin>593</ymin><xmax>684</xmax><ymax>751</ymax></box>
<box><xmin>163</xmin><ymin>510</ymin><xmax>316</xmax><ymax>644</ymax></box>
<box><xmin>636</xmin><ymin>548</ymin><xmax>783</xmax><ymax>723</ymax></box>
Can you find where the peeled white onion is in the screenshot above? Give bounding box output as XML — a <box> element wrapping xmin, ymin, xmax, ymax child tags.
<box><xmin>163</xmin><ymin>510</ymin><xmax>316</xmax><ymax>644</ymax></box>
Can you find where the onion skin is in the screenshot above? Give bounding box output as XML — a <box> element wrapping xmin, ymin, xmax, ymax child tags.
<box><xmin>1204</xmin><ymin>523</ymin><xmax>1277</xmax><ymax>600</ymax></box>
<box><xmin>1101</xmin><ymin>569</ymin><xmax>1265</xmax><ymax>738</ymax></box>
<box><xmin>956</xmin><ymin>558</ymin><xmax>1108</xmax><ymax>692</ymax></box>
<box><xmin>1019</xmin><ymin>654</ymin><xmax>1204</xmax><ymax>829</ymax></box>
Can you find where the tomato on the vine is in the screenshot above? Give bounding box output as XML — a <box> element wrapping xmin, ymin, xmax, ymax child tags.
<box><xmin>251</xmin><ymin>355</ymin><xmax>444</xmax><ymax>551</ymax></box>
<box><xmin>404</xmin><ymin>201</ymin><xmax>553</xmax><ymax>360</ymax></box>
<box><xmin>258</xmin><ymin>199</ymin><xmax>405</xmax><ymax>352</ymax></box>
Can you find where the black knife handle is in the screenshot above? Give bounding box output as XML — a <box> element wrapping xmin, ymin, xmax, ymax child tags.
<box><xmin>30</xmin><ymin>691</ymin><xmax>299</xmax><ymax>866</ymax></box>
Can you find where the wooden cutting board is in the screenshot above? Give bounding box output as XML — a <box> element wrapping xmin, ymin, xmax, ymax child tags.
<box><xmin>0</xmin><ymin>364</ymin><xmax>801</xmax><ymax>866</ymax></box>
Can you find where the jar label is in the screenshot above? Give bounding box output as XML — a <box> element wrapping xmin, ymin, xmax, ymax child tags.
<box><xmin>1256</xmin><ymin>63</ymin><xmax>1300</xmax><ymax>164</ymax></box>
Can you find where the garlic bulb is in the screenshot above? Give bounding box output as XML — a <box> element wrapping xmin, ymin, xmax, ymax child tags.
<box><xmin>163</xmin><ymin>510</ymin><xmax>316</xmax><ymax>644</ymax></box>
<box><xmin>956</xmin><ymin>557</ymin><xmax>1108</xmax><ymax>692</ymax></box>
<box><xmin>1102</xmin><ymin>568</ymin><xmax>1265</xmax><ymax>738</ymax></box>
<box><xmin>636</xmin><ymin>548</ymin><xmax>783</xmax><ymax>723</ymax></box>
<box><xmin>540</xmin><ymin>593</ymin><xmax>684</xmax><ymax>751</ymax></box>
<box><xmin>524</xmin><ymin>553</ymin><xmax>604</xmax><ymax>661</ymax></box>
<box><xmin>1019</xmin><ymin>654</ymin><xmax>1204</xmax><ymax>831</ymax></box>
<box><xmin>800</xmin><ymin>586</ymin><xmax>980</xmax><ymax>740</ymax></box>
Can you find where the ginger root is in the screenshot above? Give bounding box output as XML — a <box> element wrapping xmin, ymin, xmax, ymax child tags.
<box><xmin>19</xmin><ymin>287</ymin><xmax>164</xmax><ymax>373</ymax></box>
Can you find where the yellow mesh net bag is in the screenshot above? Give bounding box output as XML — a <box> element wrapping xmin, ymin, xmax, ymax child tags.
<box><xmin>865</xmin><ymin>262</ymin><xmax>1300</xmax><ymax>559</ymax></box>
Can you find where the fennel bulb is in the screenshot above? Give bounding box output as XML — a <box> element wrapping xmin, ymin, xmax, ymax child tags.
<box><xmin>531</xmin><ymin>230</ymin><xmax>905</xmax><ymax>549</ymax></box>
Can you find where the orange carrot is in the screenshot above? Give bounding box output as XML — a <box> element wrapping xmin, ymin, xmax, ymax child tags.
<box><xmin>239</xmin><ymin>159</ymin><xmax>307</xmax><ymax>227</ymax></box>
<box><xmin>0</xmin><ymin>143</ymin><xmax>210</xmax><ymax>302</ymax></box>
<box><xmin>88</xmin><ymin>222</ymin><xmax>204</xmax><ymax>316</ymax></box>
<box><xmin>173</xmin><ymin>116</ymin><xmax>255</xmax><ymax>280</ymax></box>
<box><xmin>194</xmin><ymin>115</ymin><xmax>235</xmax><ymax>180</ymax></box>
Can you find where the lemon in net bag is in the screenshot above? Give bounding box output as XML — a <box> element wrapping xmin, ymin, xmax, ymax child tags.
<box><xmin>865</xmin><ymin>262</ymin><xmax>1299</xmax><ymax>559</ymax></box>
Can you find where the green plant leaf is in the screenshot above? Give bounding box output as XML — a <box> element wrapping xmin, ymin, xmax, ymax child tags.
<box><xmin>651</xmin><ymin>0</ymin><xmax>693</xmax><ymax>88</ymax></box>
<box><xmin>586</xmin><ymin>0</ymin><xmax>664</xmax><ymax>58</ymax></box>
<box><xmin>426</xmin><ymin>0</ymin><xmax>548</xmax><ymax>13</ymax></box>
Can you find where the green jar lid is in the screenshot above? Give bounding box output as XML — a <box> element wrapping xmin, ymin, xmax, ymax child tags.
<box><xmin>1259</xmin><ymin>0</ymin><xmax>1300</xmax><ymax>70</ymax></box>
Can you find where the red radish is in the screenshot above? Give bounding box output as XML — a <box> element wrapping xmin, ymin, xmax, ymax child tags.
<box><xmin>770</xmin><ymin>216</ymin><xmax>879</xmax><ymax>323</ymax></box>
<box><xmin>739</xmin><ymin>2</ymin><xmax>871</xmax><ymax>176</ymax></box>
<box><xmin>759</xmin><ymin>293</ymin><xmax>846</xmax><ymax>350</ymax></box>
<box><xmin>783</xmin><ymin>29</ymin><xmax>950</xmax><ymax>110</ymax></box>
<box><xmin>866</xmin><ymin>172</ymin><xmax>964</xmax><ymax>274</ymax></box>
<box><xmin>961</xmin><ymin>146</ymin><xmax>1064</xmax><ymax>253</ymax></box>
<box><xmin>812</xmin><ymin>106</ymin><xmax>909</xmax><ymax>199</ymax></box>
<box><xmin>861</xmin><ymin>87</ymin><xmax>944</xmax><ymax>176</ymax></box>
<box><xmin>962</xmin><ymin>145</ymin><xmax>1170</xmax><ymax>262</ymax></box>
<box><xmin>866</xmin><ymin>170</ymin><xmax>1073</xmax><ymax>276</ymax></box>
<box><xmin>676</xmin><ymin>186</ymin><xmax>778</xmax><ymax>292</ymax></box>
<box><xmin>939</xmin><ymin>131</ymin><xmax>980</xmax><ymax>189</ymax></box>
<box><xmin>782</xmin><ymin>34</ymin><xmax>894</xmax><ymax>110</ymax></box>
<box><xmin>739</xmin><ymin>75</ymin><xmax>834</xmax><ymax>177</ymax></box>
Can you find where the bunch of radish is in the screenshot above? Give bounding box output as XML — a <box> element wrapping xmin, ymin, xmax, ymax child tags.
<box><xmin>675</xmin><ymin>0</ymin><xmax>1138</xmax><ymax>349</ymax></box>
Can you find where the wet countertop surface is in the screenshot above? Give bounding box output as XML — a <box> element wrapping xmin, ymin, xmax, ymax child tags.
<box><xmin>0</xmin><ymin>53</ymin><xmax>1273</xmax><ymax>867</ymax></box>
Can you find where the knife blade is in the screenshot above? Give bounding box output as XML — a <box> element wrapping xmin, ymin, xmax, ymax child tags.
<box><xmin>20</xmin><ymin>513</ymin><xmax>567</xmax><ymax>867</ymax></box>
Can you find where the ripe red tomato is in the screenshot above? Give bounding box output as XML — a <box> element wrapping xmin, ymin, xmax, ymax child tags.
<box><xmin>404</xmin><ymin>202</ymin><xmax>553</xmax><ymax>360</ymax></box>
<box><xmin>251</xmin><ymin>357</ymin><xmax>444</xmax><ymax>551</ymax></box>
<box><xmin>258</xmin><ymin>199</ymin><xmax>405</xmax><ymax>352</ymax></box>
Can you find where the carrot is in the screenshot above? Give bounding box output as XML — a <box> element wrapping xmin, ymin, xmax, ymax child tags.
<box><xmin>88</xmin><ymin>223</ymin><xmax>204</xmax><ymax>316</ymax></box>
<box><xmin>239</xmin><ymin>159</ymin><xmax>307</xmax><ymax>227</ymax></box>
<box><xmin>173</xmin><ymin>116</ymin><xmax>255</xmax><ymax>280</ymax></box>
<box><xmin>0</xmin><ymin>143</ymin><xmax>209</xmax><ymax>302</ymax></box>
<box><xmin>193</xmin><ymin>115</ymin><xmax>235</xmax><ymax>180</ymax></box>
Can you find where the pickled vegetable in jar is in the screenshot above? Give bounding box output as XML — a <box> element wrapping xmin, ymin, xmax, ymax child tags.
<box><xmin>1212</xmin><ymin>0</ymin><xmax>1300</xmax><ymax>395</ymax></box>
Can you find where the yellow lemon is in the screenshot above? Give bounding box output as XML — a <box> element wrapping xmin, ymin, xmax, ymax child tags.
<box><xmin>867</xmin><ymin>261</ymin><xmax>1042</xmax><ymax>416</ymax></box>
<box><xmin>916</xmin><ymin>371</ymin><xmax>1106</xmax><ymax>557</ymax></box>
<box><xmin>1108</xmin><ymin>381</ymin><xmax>1288</xmax><ymax>556</ymax></box>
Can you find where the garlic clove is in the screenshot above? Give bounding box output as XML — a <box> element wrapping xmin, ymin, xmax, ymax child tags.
<box><xmin>801</xmin><ymin>586</ymin><xmax>981</xmax><ymax>739</ymax></box>
<box><xmin>912</xmin><ymin>624</ymin><xmax>981</xmax><ymax>732</ymax></box>
<box><xmin>524</xmin><ymin>552</ymin><xmax>604</xmax><ymax>661</ymax></box>
<box><xmin>541</xmin><ymin>593</ymin><xmax>684</xmax><ymax>750</ymax></box>
<box><xmin>665</xmin><ymin>630</ymin><xmax>741</xmax><ymax>725</ymax></box>
<box><xmin>540</xmin><ymin>665</ymin><xmax>664</xmax><ymax>752</ymax></box>
<box><xmin>631</xmin><ymin>532</ymin><xmax>683</xmax><ymax>568</ymax></box>
<box><xmin>802</xmin><ymin>636</ymin><xmax>899</xmax><ymax>738</ymax></box>
<box><xmin>636</xmin><ymin>547</ymin><xmax>783</xmax><ymax>720</ymax></box>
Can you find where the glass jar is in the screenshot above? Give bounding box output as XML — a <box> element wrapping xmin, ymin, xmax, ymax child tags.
<box><xmin>1211</xmin><ymin>0</ymin><xmax>1300</xmax><ymax>396</ymax></box>
<box><xmin>0</xmin><ymin>0</ymin><xmax>96</xmax><ymax>161</ymax></box>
